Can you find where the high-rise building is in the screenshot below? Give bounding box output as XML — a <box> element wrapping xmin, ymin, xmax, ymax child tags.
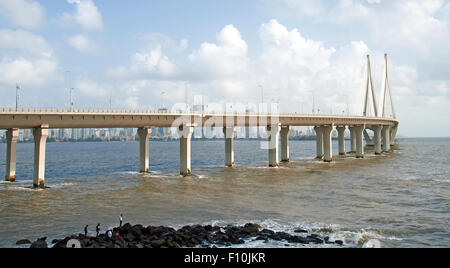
<box><xmin>80</xmin><ymin>128</ymin><xmax>87</xmax><ymax>140</ymax></box>
<box><xmin>155</xmin><ymin>108</ymin><xmax>170</xmax><ymax>138</ymax></box>
<box><xmin>71</xmin><ymin>128</ymin><xmax>78</xmax><ymax>140</ymax></box>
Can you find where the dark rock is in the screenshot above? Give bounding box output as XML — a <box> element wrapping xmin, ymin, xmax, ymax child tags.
<box><xmin>275</xmin><ymin>232</ymin><xmax>292</xmax><ymax>241</ymax></box>
<box><xmin>123</xmin><ymin>233</ymin><xmax>136</xmax><ymax>242</ymax></box>
<box><xmin>16</xmin><ymin>239</ymin><xmax>31</xmax><ymax>245</ymax></box>
<box><xmin>30</xmin><ymin>237</ymin><xmax>48</xmax><ymax>248</ymax></box>
<box><xmin>149</xmin><ymin>226</ymin><xmax>173</xmax><ymax>237</ymax></box>
<box><xmin>151</xmin><ymin>239</ymin><xmax>166</xmax><ymax>248</ymax></box>
<box><xmin>289</xmin><ymin>236</ymin><xmax>309</xmax><ymax>244</ymax></box>
<box><xmin>335</xmin><ymin>240</ymin><xmax>344</xmax><ymax>246</ymax></box>
<box><xmin>294</xmin><ymin>229</ymin><xmax>308</xmax><ymax>234</ymax></box>
<box><xmin>260</xmin><ymin>229</ymin><xmax>275</xmax><ymax>236</ymax></box>
<box><xmin>242</xmin><ymin>223</ymin><xmax>260</xmax><ymax>234</ymax></box>
<box><xmin>121</xmin><ymin>223</ymin><xmax>132</xmax><ymax>231</ymax></box>
<box><xmin>34</xmin><ymin>222</ymin><xmax>337</xmax><ymax>248</ymax></box>
<box><xmin>52</xmin><ymin>237</ymin><xmax>71</xmax><ymax>248</ymax></box>
<box><xmin>307</xmin><ymin>235</ymin><xmax>324</xmax><ymax>244</ymax></box>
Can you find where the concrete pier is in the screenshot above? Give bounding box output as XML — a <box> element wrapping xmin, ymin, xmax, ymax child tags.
<box><xmin>354</xmin><ymin>125</ymin><xmax>365</xmax><ymax>158</ymax></box>
<box><xmin>223</xmin><ymin>127</ymin><xmax>236</xmax><ymax>167</ymax></box>
<box><xmin>336</xmin><ymin>126</ymin><xmax>346</xmax><ymax>156</ymax></box>
<box><xmin>33</xmin><ymin>126</ymin><xmax>49</xmax><ymax>188</ymax></box>
<box><xmin>280</xmin><ymin>126</ymin><xmax>291</xmax><ymax>162</ymax></box>
<box><xmin>348</xmin><ymin>126</ymin><xmax>357</xmax><ymax>153</ymax></box>
<box><xmin>178</xmin><ymin>125</ymin><xmax>194</xmax><ymax>176</ymax></box>
<box><xmin>322</xmin><ymin>125</ymin><xmax>333</xmax><ymax>162</ymax></box>
<box><xmin>383</xmin><ymin>125</ymin><xmax>391</xmax><ymax>152</ymax></box>
<box><xmin>138</xmin><ymin>128</ymin><xmax>152</xmax><ymax>173</ymax></box>
<box><xmin>390</xmin><ymin>126</ymin><xmax>398</xmax><ymax>146</ymax></box>
<box><xmin>373</xmin><ymin>125</ymin><xmax>382</xmax><ymax>155</ymax></box>
<box><xmin>314</xmin><ymin>126</ymin><xmax>324</xmax><ymax>159</ymax></box>
<box><xmin>5</xmin><ymin>128</ymin><xmax>19</xmax><ymax>182</ymax></box>
<box><xmin>267</xmin><ymin>125</ymin><xmax>281</xmax><ymax>167</ymax></box>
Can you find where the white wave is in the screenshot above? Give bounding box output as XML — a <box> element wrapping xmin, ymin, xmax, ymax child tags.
<box><xmin>363</xmin><ymin>239</ymin><xmax>381</xmax><ymax>248</ymax></box>
<box><xmin>0</xmin><ymin>180</ymin><xmax>33</xmax><ymax>185</ymax></box>
<box><xmin>173</xmin><ymin>219</ymin><xmax>403</xmax><ymax>248</ymax></box>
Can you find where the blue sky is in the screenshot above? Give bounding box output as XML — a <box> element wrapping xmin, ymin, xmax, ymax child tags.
<box><xmin>0</xmin><ymin>0</ymin><xmax>449</xmax><ymax>137</ymax></box>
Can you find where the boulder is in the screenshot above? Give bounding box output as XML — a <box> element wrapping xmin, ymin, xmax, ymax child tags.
<box><xmin>16</xmin><ymin>239</ymin><xmax>31</xmax><ymax>245</ymax></box>
<box><xmin>151</xmin><ymin>239</ymin><xmax>166</xmax><ymax>248</ymax></box>
<box><xmin>242</xmin><ymin>223</ymin><xmax>260</xmax><ymax>234</ymax></box>
<box><xmin>121</xmin><ymin>223</ymin><xmax>132</xmax><ymax>231</ymax></box>
<box><xmin>30</xmin><ymin>237</ymin><xmax>48</xmax><ymax>248</ymax></box>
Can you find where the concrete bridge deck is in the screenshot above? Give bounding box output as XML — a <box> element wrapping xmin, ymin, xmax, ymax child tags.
<box><xmin>0</xmin><ymin>108</ymin><xmax>399</xmax><ymax>188</ymax></box>
<box><xmin>0</xmin><ymin>108</ymin><xmax>398</xmax><ymax>129</ymax></box>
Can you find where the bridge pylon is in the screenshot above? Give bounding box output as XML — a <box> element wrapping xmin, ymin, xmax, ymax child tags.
<box><xmin>380</xmin><ymin>54</ymin><xmax>396</xmax><ymax>119</ymax></box>
<box><xmin>363</xmin><ymin>55</ymin><xmax>379</xmax><ymax>117</ymax></box>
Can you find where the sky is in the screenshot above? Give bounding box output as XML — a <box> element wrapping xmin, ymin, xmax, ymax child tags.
<box><xmin>0</xmin><ymin>0</ymin><xmax>449</xmax><ymax>137</ymax></box>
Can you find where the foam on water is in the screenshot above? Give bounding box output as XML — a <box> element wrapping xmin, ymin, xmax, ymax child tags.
<box><xmin>166</xmin><ymin>218</ymin><xmax>402</xmax><ymax>248</ymax></box>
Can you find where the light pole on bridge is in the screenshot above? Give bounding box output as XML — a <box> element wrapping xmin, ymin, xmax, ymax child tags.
<box><xmin>15</xmin><ymin>83</ymin><xmax>20</xmax><ymax>110</ymax></box>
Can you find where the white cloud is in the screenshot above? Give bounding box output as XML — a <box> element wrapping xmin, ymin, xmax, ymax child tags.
<box><xmin>0</xmin><ymin>29</ymin><xmax>58</xmax><ymax>87</ymax></box>
<box><xmin>0</xmin><ymin>29</ymin><xmax>52</xmax><ymax>58</ymax></box>
<box><xmin>259</xmin><ymin>20</ymin><xmax>335</xmax><ymax>74</ymax></box>
<box><xmin>65</xmin><ymin>0</ymin><xmax>103</xmax><ymax>31</ymax></box>
<box><xmin>268</xmin><ymin>0</ymin><xmax>449</xmax><ymax>52</ymax></box>
<box><xmin>107</xmin><ymin>45</ymin><xmax>177</xmax><ymax>81</ymax></box>
<box><xmin>369</xmin><ymin>0</ymin><xmax>448</xmax><ymax>51</ymax></box>
<box><xmin>0</xmin><ymin>57</ymin><xmax>57</xmax><ymax>86</ymax></box>
<box><xmin>188</xmin><ymin>24</ymin><xmax>249</xmax><ymax>79</ymax></box>
<box><xmin>0</xmin><ymin>0</ymin><xmax>45</xmax><ymax>29</ymax></box>
<box><xmin>67</xmin><ymin>34</ymin><xmax>95</xmax><ymax>52</ymax></box>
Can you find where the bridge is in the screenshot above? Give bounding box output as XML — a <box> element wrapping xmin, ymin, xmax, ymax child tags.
<box><xmin>0</xmin><ymin>54</ymin><xmax>399</xmax><ymax>188</ymax></box>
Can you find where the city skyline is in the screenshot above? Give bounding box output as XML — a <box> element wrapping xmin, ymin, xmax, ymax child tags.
<box><xmin>0</xmin><ymin>1</ymin><xmax>449</xmax><ymax>137</ymax></box>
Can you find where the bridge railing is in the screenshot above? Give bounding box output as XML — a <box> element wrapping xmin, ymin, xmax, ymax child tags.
<box><xmin>0</xmin><ymin>107</ymin><xmax>396</xmax><ymax>121</ymax></box>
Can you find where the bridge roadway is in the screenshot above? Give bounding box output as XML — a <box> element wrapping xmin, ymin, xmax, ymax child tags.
<box><xmin>0</xmin><ymin>108</ymin><xmax>399</xmax><ymax>188</ymax></box>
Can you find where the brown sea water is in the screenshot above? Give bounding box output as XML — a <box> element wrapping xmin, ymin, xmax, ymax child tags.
<box><xmin>0</xmin><ymin>138</ymin><xmax>449</xmax><ymax>248</ymax></box>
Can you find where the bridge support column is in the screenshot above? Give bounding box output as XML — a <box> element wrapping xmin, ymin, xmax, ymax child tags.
<box><xmin>314</xmin><ymin>126</ymin><xmax>324</xmax><ymax>159</ymax></box>
<box><xmin>373</xmin><ymin>125</ymin><xmax>382</xmax><ymax>155</ymax></box>
<box><xmin>5</xmin><ymin>129</ymin><xmax>19</xmax><ymax>182</ymax></box>
<box><xmin>138</xmin><ymin>128</ymin><xmax>152</xmax><ymax>173</ymax></box>
<box><xmin>33</xmin><ymin>126</ymin><xmax>49</xmax><ymax>188</ymax></box>
<box><xmin>223</xmin><ymin>127</ymin><xmax>236</xmax><ymax>167</ymax></box>
<box><xmin>267</xmin><ymin>125</ymin><xmax>281</xmax><ymax>167</ymax></box>
<box><xmin>348</xmin><ymin>126</ymin><xmax>356</xmax><ymax>153</ymax></box>
<box><xmin>281</xmin><ymin>126</ymin><xmax>291</xmax><ymax>162</ymax></box>
<box><xmin>336</xmin><ymin>126</ymin><xmax>346</xmax><ymax>156</ymax></box>
<box><xmin>179</xmin><ymin>125</ymin><xmax>194</xmax><ymax>176</ymax></box>
<box><xmin>382</xmin><ymin>126</ymin><xmax>391</xmax><ymax>152</ymax></box>
<box><xmin>354</xmin><ymin>125</ymin><xmax>365</xmax><ymax>159</ymax></box>
<box><xmin>390</xmin><ymin>126</ymin><xmax>398</xmax><ymax>146</ymax></box>
<box><xmin>322</xmin><ymin>125</ymin><xmax>333</xmax><ymax>162</ymax></box>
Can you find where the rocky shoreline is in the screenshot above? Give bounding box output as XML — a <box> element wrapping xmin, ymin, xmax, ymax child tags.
<box><xmin>22</xmin><ymin>223</ymin><xmax>345</xmax><ymax>248</ymax></box>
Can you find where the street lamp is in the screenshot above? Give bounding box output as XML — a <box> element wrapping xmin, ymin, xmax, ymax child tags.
<box><xmin>15</xmin><ymin>83</ymin><xmax>20</xmax><ymax>110</ymax></box>
<box><xmin>66</xmin><ymin>70</ymin><xmax>74</xmax><ymax>111</ymax></box>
